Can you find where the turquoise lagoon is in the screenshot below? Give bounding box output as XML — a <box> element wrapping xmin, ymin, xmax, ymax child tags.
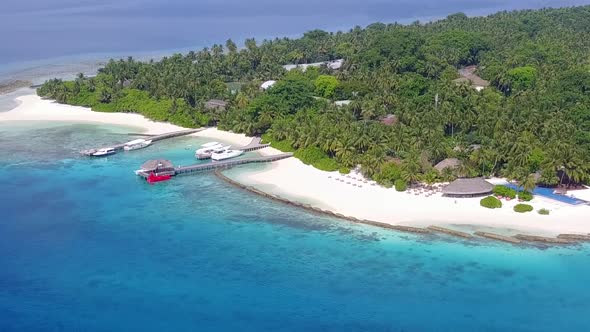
<box><xmin>0</xmin><ymin>122</ymin><xmax>589</xmax><ymax>332</ymax></box>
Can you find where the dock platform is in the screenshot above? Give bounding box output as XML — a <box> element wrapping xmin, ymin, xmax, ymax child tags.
<box><xmin>232</xmin><ymin>137</ymin><xmax>270</xmax><ymax>152</ymax></box>
<box><xmin>136</xmin><ymin>153</ymin><xmax>293</xmax><ymax>178</ymax></box>
<box><xmin>81</xmin><ymin>128</ymin><xmax>204</xmax><ymax>156</ymax></box>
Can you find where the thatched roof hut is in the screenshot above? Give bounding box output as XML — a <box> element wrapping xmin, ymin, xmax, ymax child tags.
<box><xmin>141</xmin><ymin>159</ymin><xmax>174</xmax><ymax>172</ymax></box>
<box><xmin>442</xmin><ymin>178</ymin><xmax>494</xmax><ymax>197</ymax></box>
<box><xmin>205</xmin><ymin>99</ymin><xmax>228</xmax><ymax>110</ymax></box>
<box><xmin>381</xmin><ymin>114</ymin><xmax>398</xmax><ymax>126</ymax></box>
<box><xmin>453</xmin><ymin>66</ymin><xmax>490</xmax><ymax>91</ymax></box>
<box><xmin>434</xmin><ymin>158</ymin><xmax>462</xmax><ymax>172</ymax></box>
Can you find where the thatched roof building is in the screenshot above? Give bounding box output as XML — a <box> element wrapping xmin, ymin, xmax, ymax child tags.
<box><xmin>434</xmin><ymin>158</ymin><xmax>462</xmax><ymax>172</ymax></box>
<box><xmin>205</xmin><ymin>99</ymin><xmax>227</xmax><ymax>110</ymax></box>
<box><xmin>140</xmin><ymin>159</ymin><xmax>174</xmax><ymax>172</ymax></box>
<box><xmin>453</xmin><ymin>66</ymin><xmax>490</xmax><ymax>91</ymax></box>
<box><xmin>381</xmin><ymin>114</ymin><xmax>398</xmax><ymax>126</ymax></box>
<box><xmin>442</xmin><ymin>178</ymin><xmax>494</xmax><ymax>197</ymax></box>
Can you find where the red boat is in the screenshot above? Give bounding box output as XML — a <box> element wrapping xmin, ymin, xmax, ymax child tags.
<box><xmin>147</xmin><ymin>172</ymin><xmax>172</xmax><ymax>184</ymax></box>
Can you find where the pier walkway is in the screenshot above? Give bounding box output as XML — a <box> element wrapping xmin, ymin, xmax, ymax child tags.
<box><xmin>137</xmin><ymin>153</ymin><xmax>293</xmax><ymax>178</ymax></box>
<box><xmin>81</xmin><ymin>128</ymin><xmax>204</xmax><ymax>156</ymax></box>
<box><xmin>232</xmin><ymin>137</ymin><xmax>270</xmax><ymax>152</ymax></box>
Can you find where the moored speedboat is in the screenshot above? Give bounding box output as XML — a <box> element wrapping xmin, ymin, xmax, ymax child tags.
<box><xmin>124</xmin><ymin>139</ymin><xmax>152</xmax><ymax>151</ymax></box>
<box><xmin>196</xmin><ymin>142</ymin><xmax>229</xmax><ymax>159</ymax></box>
<box><xmin>147</xmin><ymin>172</ymin><xmax>172</xmax><ymax>184</ymax></box>
<box><xmin>92</xmin><ymin>147</ymin><xmax>116</xmax><ymax>157</ymax></box>
<box><xmin>211</xmin><ymin>149</ymin><xmax>244</xmax><ymax>161</ymax></box>
<box><xmin>201</xmin><ymin>141</ymin><xmax>221</xmax><ymax>149</ymax></box>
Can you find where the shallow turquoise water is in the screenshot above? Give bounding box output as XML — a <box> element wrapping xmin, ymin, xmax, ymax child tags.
<box><xmin>1</xmin><ymin>122</ymin><xmax>589</xmax><ymax>331</ymax></box>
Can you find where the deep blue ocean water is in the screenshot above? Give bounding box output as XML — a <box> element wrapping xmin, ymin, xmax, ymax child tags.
<box><xmin>1</xmin><ymin>121</ymin><xmax>590</xmax><ymax>332</ymax></box>
<box><xmin>3</xmin><ymin>0</ymin><xmax>590</xmax><ymax>84</ymax></box>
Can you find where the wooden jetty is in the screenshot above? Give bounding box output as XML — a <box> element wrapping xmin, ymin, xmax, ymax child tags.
<box><xmin>474</xmin><ymin>231</ymin><xmax>521</xmax><ymax>244</ymax></box>
<box><xmin>81</xmin><ymin>128</ymin><xmax>204</xmax><ymax>156</ymax></box>
<box><xmin>427</xmin><ymin>226</ymin><xmax>474</xmax><ymax>239</ymax></box>
<box><xmin>136</xmin><ymin>153</ymin><xmax>293</xmax><ymax>178</ymax></box>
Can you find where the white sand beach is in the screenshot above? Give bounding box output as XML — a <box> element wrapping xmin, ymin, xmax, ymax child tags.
<box><xmin>233</xmin><ymin>159</ymin><xmax>590</xmax><ymax>236</ymax></box>
<box><xmin>2</xmin><ymin>94</ymin><xmax>590</xmax><ymax>236</ymax></box>
<box><xmin>0</xmin><ymin>95</ymin><xmax>254</xmax><ymax>144</ymax></box>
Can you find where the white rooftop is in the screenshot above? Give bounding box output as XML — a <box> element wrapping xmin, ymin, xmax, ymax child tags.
<box><xmin>125</xmin><ymin>139</ymin><xmax>147</xmax><ymax>145</ymax></box>
<box><xmin>282</xmin><ymin>59</ymin><xmax>344</xmax><ymax>71</ymax></box>
<box><xmin>261</xmin><ymin>80</ymin><xmax>277</xmax><ymax>90</ymax></box>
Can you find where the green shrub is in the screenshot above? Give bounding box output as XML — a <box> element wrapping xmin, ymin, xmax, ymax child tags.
<box><xmin>261</xmin><ymin>133</ymin><xmax>296</xmax><ymax>152</ymax></box>
<box><xmin>294</xmin><ymin>147</ymin><xmax>340</xmax><ymax>171</ymax></box>
<box><xmin>373</xmin><ymin>163</ymin><xmax>402</xmax><ymax>186</ymax></box>
<box><xmin>493</xmin><ymin>185</ymin><xmax>516</xmax><ymax>199</ymax></box>
<box><xmin>382</xmin><ymin>180</ymin><xmax>394</xmax><ymax>188</ymax></box>
<box><xmin>538</xmin><ymin>208</ymin><xmax>550</xmax><ymax>215</ymax></box>
<box><xmin>514</xmin><ymin>204</ymin><xmax>534</xmax><ymax>213</ymax></box>
<box><xmin>394</xmin><ymin>179</ymin><xmax>407</xmax><ymax>192</ymax></box>
<box><xmin>480</xmin><ymin>196</ymin><xmax>502</xmax><ymax>209</ymax></box>
<box><xmin>518</xmin><ymin>191</ymin><xmax>533</xmax><ymax>201</ymax></box>
<box><xmin>311</xmin><ymin>158</ymin><xmax>340</xmax><ymax>172</ymax></box>
<box><xmin>294</xmin><ymin>146</ymin><xmax>329</xmax><ymax>164</ymax></box>
<box><xmin>339</xmin><ymin>167</ymin><xmax>351</xmax><ymax>174</ymax></box>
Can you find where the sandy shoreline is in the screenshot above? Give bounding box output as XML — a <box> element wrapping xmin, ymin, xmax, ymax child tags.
<box><xmin>2</xmin><ymin>94</ymin><xmax>590</xmax><ymax>237</ymax></box>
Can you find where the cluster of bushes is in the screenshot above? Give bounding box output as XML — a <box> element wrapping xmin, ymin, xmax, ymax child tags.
<box><xmin>394</xmin><ymin>179</ymin><xmax>407</xmax><ymax>192</ymax></box>
<box><xmin>339</xmin><ymin>167</ymin><xmax>351</xmax><ymax>174</ymax></box>
<box><xmin>262</xmin><ymin>134</ymin><xmax>341</xmax><ymax>172</ymax></box>
<box><xmin>372</xmin><ymin>163</ymin><xmax>402</xmax><ymax>187</ymax></box>
<box><xmin>294</xmin><ymin>146</ymin><xmax>340</xmax><ymax>172</ymax></box>
<box><xmin>538</xmin><ymin>208</ymin><xmax>550</xmax><ymax>215</ymax></box>
<box><xmin>480</xmin><ymin>196</ymin><xmax>502</xmax><ymax>209</ymax></box>
<box><xmin>42</xmin><ymin>86</ymin><xmax>210</xmax><ymax>128</ymax></box>
<box><xmin>261</xmin><ymin>134</ymin><xmax>296</xmax><ymax>152</ymax></box>
<box><xmin>518</xmin><ymin>191</ymin><xmax>533</xmax><ymax>201</ymax></box>
<box><xmin>493</xmin><ymin>185</ymin><xmax>517</xmax><ymax>199</ymax></box>
<box><xmin>514</xmin><ymin>204</ymin><xmax>534</xmax><ymax>213</ymax></box>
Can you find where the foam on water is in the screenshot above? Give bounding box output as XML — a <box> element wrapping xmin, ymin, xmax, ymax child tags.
<box><xmin>0</xmin><ymin>122</ymin><xmax>589</xmax><ymax>332</ymax></box>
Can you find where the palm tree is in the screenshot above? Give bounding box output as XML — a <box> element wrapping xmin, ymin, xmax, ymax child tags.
<box><xmin>400</xmin><ymin>155</ymin><xmax>421</xmax><ymax>185</ymax></box>
<box><xmin>440</xmin><ymin>167</ymin><xmax>456</xmax><ymax>182</ymax></box>
<box><xmin>335</xmin><ymin>137</ymin><xmax>357</xmax><ymax>166</ymax></box>
<box><xmin>521</xmin><ymin>174</ymin><xmax>537</xmax><ymax>193</ymax></box>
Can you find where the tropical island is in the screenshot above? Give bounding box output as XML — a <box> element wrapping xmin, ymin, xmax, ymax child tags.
<box><xmin>22</xmin><ymin>5</ymin><xmax>590</xmax><ymax>236</ymax></box>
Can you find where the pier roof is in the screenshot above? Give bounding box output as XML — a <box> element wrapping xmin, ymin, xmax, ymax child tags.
<box><xmin>141</xmin><ymin>159</ymin><xmax>174</xmax><ymax>171</ymax></box>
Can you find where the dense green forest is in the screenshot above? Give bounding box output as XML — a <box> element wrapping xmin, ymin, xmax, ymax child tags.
<box><xmin>38</xmin><ymin>6</ymin><xmax>590</xmax><ymax>187</ymax></box>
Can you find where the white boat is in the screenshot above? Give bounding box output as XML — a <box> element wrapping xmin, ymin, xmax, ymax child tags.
<box><xmin>211</xmin><ymin>149</ymin><xmax>244</xmax><ymax>161</ymax></box>
<box><xmin>195</xmin><ymin>142</ymin><xmax>227</xmax><ymax>159</ymax></box>
<box><xmin>201</xmin><ymin>141</ymin><xmax>221</xmax><ymax>148</ymax></box>
<box><xmin>92</xmin><ymin>147</ymin><xmax>116</xmax><ymax>157</ymax></box>
<box><xmin>124</xmin><ymin>139</ymin><xmax>152</xmax><ymax>151</ymax></box>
